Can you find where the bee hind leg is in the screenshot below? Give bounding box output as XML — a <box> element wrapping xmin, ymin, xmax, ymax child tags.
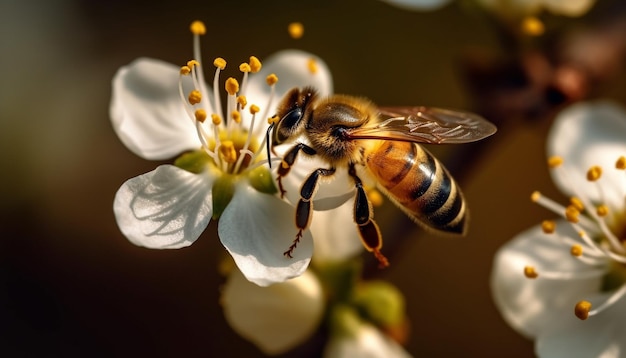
<box><xmin>276</xmin><ymin>143</ymin><xmax>317</xmax><ymax>198</ymax></box>
<box><xmin>283</xmin><ymin>167</ymin><xmax>336</xmax><ymax>258</ymax></box>
<box><xmin>349</xmin><ymin>164</ymin><xmax>389</xmax><ymax>268</ymax></box>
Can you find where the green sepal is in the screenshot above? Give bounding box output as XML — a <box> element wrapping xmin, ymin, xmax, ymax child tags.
<box><xmin>352</xmin><ymin>280</ymin><xmax>405</xmax><ymax>327</ymax></box>
<box><xmin>248</xmin><ymin>165</ymin><xmax>277</xmax><ymax>194</ymax></box>
<box><xmin>174</xmin><ymin>150</ymin><xmax>211</xmax><ymax>174</ymax></box>
<box><xmin>212</xmin><ymin>175</ymin><xmax>236</xmax><ymax>219</ymax></box>
<box><xmin>328</xmin><ymin>304</ymin><xmax>362</xmax><ymax>339</ymax></box>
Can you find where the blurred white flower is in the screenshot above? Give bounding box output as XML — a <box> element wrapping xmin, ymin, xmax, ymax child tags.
<box><xmin>491</xmin><ymin>101</ymin><xmax>626</xmax><ymax>357</ymax></box>
<box><xmin>111</xmin><ymin>20</ymin><xmax>335</xmax><ymax>286</ymax></box>
<box><xmin>380</xmin><ymin>0</ymin><xmax>452</xmax><ymax>11</ymax></box>
<box><xmin>476</xmin><ymin>0</ymin><xmax>596</xmax><ymax>17</ymax></box>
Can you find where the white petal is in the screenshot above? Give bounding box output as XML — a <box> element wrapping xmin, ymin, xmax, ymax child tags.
<box><xmin>311</xmin><ymin>197</ymin><xmax>364</xmax><ymax>264</ymax></box>
<box><xmin>380</xmin><ymin>0</ymin><xmax>452</xmax><ymax>11</ymax></box>
<box><xmin>490</xmin><ymin>220</ymin><xmax>605</xmax><ymax>338</ymax></box>
<box><xmin>113</xmin><ymin>165</ymin><xmax>213</xmax><ymax>248</ymax></box>
<box><xmin>246</xmin><ymin>49</ymin><xmax>334</xmax><ymax>114</ymax></box>
<box><xmin>222</xmin><ymin>269</ymin><xmax>324</xmax><ymax>355</ymax></box>
<box><xmin>536</xmin><ymin>293</ymin><xmax>626</xmax><ymax>358</ymax></box>
<box><xmin>324</xmin><ymin>322</ymin><xmax>412</xmax><ymax>358</ymax></box>
<box><xmin>111</xmin><ymin>57</ymin><xmax>200</xmax><ymax>160</ymax></box>
<box><xmin>218</xmin><ymin>182</ymin><xmax>313</xmax><ymax>286</ymax></box>
<box><xmin>547</xmin><ymin>101</ymin><xmax>626</xmax><ymax>209</ymax></box>
<box><xmin>543</xmin><ymin>0</ymin><xmax>595</xmax><ymax>16</ymax></box>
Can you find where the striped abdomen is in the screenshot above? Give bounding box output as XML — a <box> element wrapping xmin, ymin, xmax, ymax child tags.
<box><xmin>365</xmin><ymin>141</ymin><xmax>467</xmax><ymax>235</ymax></box>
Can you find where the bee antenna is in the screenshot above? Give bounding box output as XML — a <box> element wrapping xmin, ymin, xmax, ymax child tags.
<box><xmin>265</xmin><ymin>123</ymin><xmax>275</xmax><ymax>168</ymax></box>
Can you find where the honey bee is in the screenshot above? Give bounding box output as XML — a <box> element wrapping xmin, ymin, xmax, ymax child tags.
<box><xmin>269</xmin><ymin>87</ymin><xmax>496</xmax><ymax>267</ymax></box>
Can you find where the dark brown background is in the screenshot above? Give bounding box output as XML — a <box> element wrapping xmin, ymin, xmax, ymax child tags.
<box><xmin>2</xmin><ymin>0</ymin><xmax>625</xmax><ymax>356</ymax></box>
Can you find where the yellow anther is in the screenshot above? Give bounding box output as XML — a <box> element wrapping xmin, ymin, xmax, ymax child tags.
<box><xmin>597</xmin><ymin>204</ymin><xmax>609</xmax><ymax>217</ymax></box>
<box><xmin>239</xmin><ymin>63</ymin><xmax>251</xmax><ymax>73</ymax></box>
<box><xmin>587</xmin><ymin>165</ymin><xmax>602</xmax><ymax>181</ymax></box>
<box><xmin>541</xmin><ymin>220</ymin><xmax>556</xmax><ymax>234</ymax></box>
<box><xmin>547</xmin><ymin>156</ymin><xmax>563</xmax><ymax>168</ymax></box>
<box><xmin>571</xmin><ymin>244</ymin><xmax>583</xmax><ymax>257</ymax></box>
<box><xmin>281</xmin><ymin>160</ymin><xmax>289</xmax><ymax>169</ymax></box>
<box><xmin>565</xmin><ymin>205</ymin><xmax>580</xmax><ymax>223</ymax></box>
<box><xmin>268</xmin><ymin>115</ymin><xmax>279</xmax><ymax>125</ymax></box>
<box><xmin>368</xmin><ymin>189</ymin><xmax>384</xmax><ymax>207</ymax></box>
<box><xmin>570</xmin><ymin>197</ymin><xmax>584</xmax><ymax>212</ymax></box>
<box><xmin>213</xmin><ymin>57</ymin><xmax>227</xmax><ymax>70</ymax></box>
<box><xmin>575</xmin><ymin>300</ymin><xmax>592</xmax><ymax>320</ymax></box>
<box><xmin>180</xmin><ymin>66</ymin><xmax>191</xmax><ymax>75</ymax></box>
<box><xmin>249</xmin><ymin>56</ymin><xmax>262</xmax><ymax>73</ymax></box>
<box><xmin>288</xmin><ymin>22</ymin><xmax>304</xmax><ymax>39</ymax></box>
<box><xmin>231</xmin><ymin>111</ymin><xmax>241</xmax><ymax>124</ymax></box>
<box><xmin>616</xmin><ymin>156</ymin><xmax>626</xmax><ymax>170</ymax></box>
<box><xmin>225</xmin><ymin>77</ymin><xmax>239</xmax><ymax>96</ymax></box>
<box><xmin>249</xmin><ymin>104</ymin><xmax>260</xmax><ymax>115</ymax></box>
<box><xmin>188</xmin><ymin>90</ymin><xmax>202</xmax><ymax>105</ymax></box>
<box><xmin>237</xmin><ymin>95</ymin><xmax>247</xmax><ymax>109</ymax></box>
<box><xmin>307</xmin><ymin>57</ymin><xmax>318</xmax><ymax>74</ymax></box>
<box><xmin>211</xmin><ymin>114</ymin><xmax>222</xmax><ymax>126</ymax></box>
<box><xmin>194</xmin><ymin>109</ymin><xmax>207</xmax><ymax>123</ymax></box>
<box><xmin>524</xmin><ymin>266</ymin><xmax>538</xmax><ymax>279</ymax></box>
<box><xmin>266</xmin><ymin>73</ymin><xmax>278</xmax><ymax>86</ymax></box>
<box><xmin>530</xmin><ymin>191</ymin><xmax>541</xmax><ymax>203</ymax></box>
<box><xmin>521</xmin><ymin>16</ymin><xmax>544</xmax><ymax>36</ymax></box>
<box><xmin>218</xmin><ymin>141</ymin><xmax>238</xmax><ymax>163</ymax></box>
<box><xmin>190</xmin><ymin>21</ymin><xmax>206</xmax><ymax>35</ymax></box>
<box><xmin>187</xmin><ymin>60</ymin><xmax>200</xmax><ymax>68</ymax></box>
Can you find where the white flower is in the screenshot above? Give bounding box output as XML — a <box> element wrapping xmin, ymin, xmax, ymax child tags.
<box><xmin>477</xmin><ymin>0</ymin><xmax>596</xmax><ymax>17</ymax></box>
<box><xmin>379</xmin><ymin>0</ymin><xmax>452</xmax><ymax>11</ymax></box>
<box><xmin>111</xmin><ymin>20</ymin><xmax>335</xmax><ymax>286</ymax></box>
<box><xmin>491</xmin><ymin>101</ymin><xmax>626</xmax><ymax>357</ymax></box>
<box><xmin>221</xmin><ymin>268</ymin><xmax>325</xmax><ymax>355</ymax></box>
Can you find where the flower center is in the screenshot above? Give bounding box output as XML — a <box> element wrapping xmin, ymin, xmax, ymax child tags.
<box><xmin>526</xmin><ymin>155</ymin><xmax>626</xmax><ymax>320</ymax></box>
<box><xmin>174</xmin><ymin>20</ymin><xmax>281</xmax><ymax>217</ymax></box>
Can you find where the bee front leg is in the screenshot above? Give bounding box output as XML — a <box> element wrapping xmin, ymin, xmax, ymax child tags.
<box><xmin>277</xmin><ymin>143</ymin><xmax>317</xmax><ymax>198</ymax></box>
<box><xmin>284</xmin><ymin>167</ymin><xmax>336</xmax><ymax>258</ymax></box>
<box><xmin>349</xmin><ymin>164</ymin><xmax>389</xmax><ymax>268</ymax></box>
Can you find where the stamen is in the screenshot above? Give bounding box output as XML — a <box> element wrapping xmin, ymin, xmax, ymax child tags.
<box><xmin>307</xmin><ymin>58</ymin><xmax>318</xmax><ymax>74</ymax></box>
<box><xmin>575</xmin><ymin>301</ymin><xmax>591</xmax><ymax>320</ymax></box>
<box><xmin>219</xmin><ymin>141</ymin><xmax>238</xmax><ymax>163</ymax></box>
<box><xmin>542</xmin><ymin>220</ymin><xmax>556</xmax><ymax>234</ymax></box>
<box><xmin>547</xmin><ymin>156</ymin><xmax>563</xmax><ymax>168</ymax></box>
<box><xmin>239</xmin><ymin>63</ymin><xmax>251</xmax><ymax>73</ymax></box>
<box><xmin>249</xmin><ymin>56</ymin><xmax>262</xmax><ymax>73</ymax></box>
<box><xmin>211</xmin><ymin>114</ymin><xmax>222</xmax><ymax>126</ymax></box>
<box><xmin>231</xmin><ymin>111</ymin><xmax>241</xmax><ymax>124</ymax></box>
<box><xmin>180</xmin><ymin>66</ymin><xmax>191</xmax><ymax>75</ymax></box>
<box><xmin>190</xmin><ymin>21</ymin><xmax>206</xmax><ymax>35</ymax></box>
<box><xmin>225</xmin><ymin>77</ymin><xmax>239</xmax><ymax>96</ymax></box>
<box><xmin>213</xmin><ymin>57</ymin><xmax>227</xmax><ymax>70</ymax></box>
<box><xmin>570</xmin><ymin>244</ymin><xmax>583</xmax><ymax>257</ymax></box>
<box><xmin>565</xmin><ymin>205</ymin><xmax>580</xmax><ymax>223</ymax></box>
<box><xmin>570</xmin><ymin>197</ymin><xmax>584</xmax><ymax>211</ymax></box>
<box><xmin>194</xmin><ymin>109</ymin><xmax>207</xmax><ymax>123</ymax></box>
<box><xmin>268</xmin><ymin>115</ymin><xmax>279</xmax><ymax>125</ymax></box>
<box><xmin>288</xmin><ymin>22</ymin><xmax>304</xmax><ymax>39</ymax></box>
<box><xmin>587</xmin><ymin>165</ymin><xmax>602</xmax><ymax>181</ymax></box>
<box><xmin>188</xmin><ymin>90</ymin><xmax>202</xmax><ymax>105</ymax></box>
<box><xmin>576</xmin><ymin>284</ymin><xmax>626</xmax><ymax>320</ymax></box>
<box><xmin>531</xmin><ymin>191</ymin><xmax>597</xmax><ymax>232</ymax></box>
<box><xmin>237</xmin><ymin>95</ymin><xmax>247</xmax><ymax>109</ymax></box>
<box><xmin>233</xmin><ymin>104</ymin><xmax>260</xmax><ymax>174</ymax></box>
<box><xmin>597</xmin><ymin>204</ymin><xmax>609</xmax><ymax>217</ymax></box>
<box><xmin>249</xmin><ymin>104</ymin><xmax>260</xmax><ymax>115</ymax></box>
<box><xmin>266</xmin><ymin>74</ymin><xmax>278</xmax><ymax>86</ymax></box>
<box><xmin>521</xmin><ymin>16</ymin><xmax>545</xmax><ymax>36</ymax></box>
<box><xmin>616</xmin><ymin>156</ymin><xmax>626</xmax><ymax>170</ymax></box>
<box><xmin>524</xmin><ymin>266</ymin><xmax>539</xmax><ymax>279</ymax></box>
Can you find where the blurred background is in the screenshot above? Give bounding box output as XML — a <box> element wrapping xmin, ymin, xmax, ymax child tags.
<box><xmin>2</xmin><ymin>0</ymin><xmax>625</xmax><ymax>356</ymax></box>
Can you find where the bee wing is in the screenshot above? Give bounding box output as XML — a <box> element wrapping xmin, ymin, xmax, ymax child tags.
<box><xmin>348</xmin><ymin>106</ymin><xmax>497</xmax><ymax>144</ymax></box>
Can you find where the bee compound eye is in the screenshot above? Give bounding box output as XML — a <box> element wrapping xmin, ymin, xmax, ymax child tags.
<box><xmin>277</xmin><ymin>107</ymin><xmax>303</xmax><ymax>142</ymax></box>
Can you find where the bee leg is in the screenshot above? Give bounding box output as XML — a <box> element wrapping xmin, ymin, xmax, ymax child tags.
<box><xmin>349</xmin><ymin>164</ymin><xmax>389</xmax><ymax>268</ymax></box>
<box><xmin>277</xmin><ymin>143</ymin><xmax>317</xmax><ymax>198</ymax></box>
<box><xmin>284</xmin><ymin>167</ymin><xmax>336</xmax><ymax>258</ymax></box>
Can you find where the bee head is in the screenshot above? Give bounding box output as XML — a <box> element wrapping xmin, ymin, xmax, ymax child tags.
<box><xmin>271</xmin><ymin>87</ymin><xmax>318</xmax><ymax>146</ymax></box>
